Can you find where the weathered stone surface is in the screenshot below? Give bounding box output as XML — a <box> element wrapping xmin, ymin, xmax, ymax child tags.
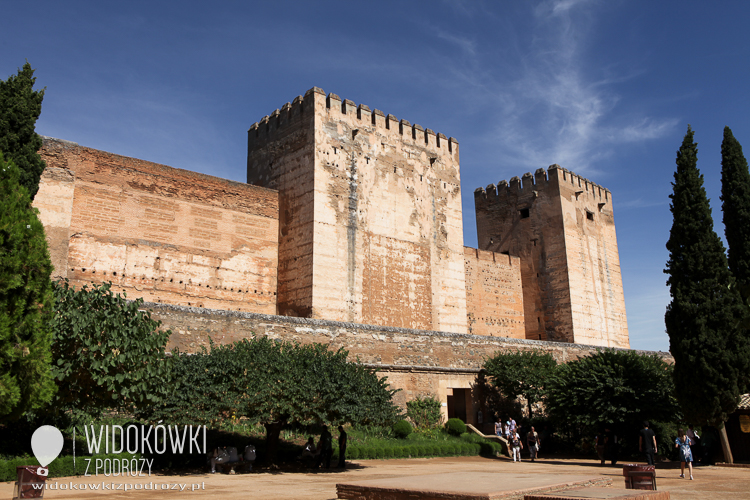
<box><xmin>464</xmin><ymin>247</ymin><xmax>525</xmax><ymax>338</ymax></box>
<box><xmin>248</xmin><ymin>89</ymin><xmax>467</xmax><ymax>333</ymax></box>
<box><xmin>35</xmin><ymin>138</ymin><xmax>279</xmax><ymax>314</ymax></box>
<box><xmin>474</xmin><ymin>165</ymin><xmax>628</xmax><ymax>347</ymax></box>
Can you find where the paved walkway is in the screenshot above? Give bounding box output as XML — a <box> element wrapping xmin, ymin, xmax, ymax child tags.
<box><xmin>2</xmin><ymin>456</ymin><xmax>747</xmax><ymax>499</ymax></box>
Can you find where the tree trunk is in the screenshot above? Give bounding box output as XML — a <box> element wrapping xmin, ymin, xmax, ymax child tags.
<box><xmin>527</xmin><ymin>397</ymin><xmax>533</xmax><ymax>420</ymax></box>
<box><xmin>264</xmin><ymin>422</ymin><xmax>284</xmax><ymax>464</ymax></box>
<box><xmin>719</xmin><ymin>423</ymin><xmax>734</xmax><ymax>464</ymax></box>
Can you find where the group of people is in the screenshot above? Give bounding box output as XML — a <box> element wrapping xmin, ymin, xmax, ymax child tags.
<box><xmin>598</xmin><ymin>420</ymin><xmax>700</xmax><ymax>480</ymax></box>
<box><xmin>299</xmin><ymin>425</ymin><xmax>348</xmax><ymax>469</ymax></box>
<box><xmin>494</xmin><ymin>417</ymin><xmax>541</xmax><ymax>462</ymax></box>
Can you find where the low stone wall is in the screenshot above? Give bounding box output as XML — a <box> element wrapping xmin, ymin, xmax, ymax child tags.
<box><xmin>145</xmin><ymin>302</ymin><xmax>672</xmax><ymax>414</ymax></box>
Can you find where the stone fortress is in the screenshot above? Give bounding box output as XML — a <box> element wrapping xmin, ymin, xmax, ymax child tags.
<box><xmin>33</xmin><ymin>87</ymin><xmax>633</xmax><ymax>425</ymax></box>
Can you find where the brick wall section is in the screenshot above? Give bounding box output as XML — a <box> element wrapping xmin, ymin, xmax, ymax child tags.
<box><xmin>247</xmin><ymin>95</ymin><xmax>316</xmax><ymax>317</ymax></box>
<box><xmin>475</xmin><ymin>167</ymin><xmax>573</xmax><ymax>342</ymax></box>
<box><xmin>147</xmin><ymin>303</ymin><xmax>669</xmax><ymax>412</ymax></box>
<box><xmin>464</xmin><ymin>247</ymin><xmax>525</xmax><ymax>338</ymax></box>
<box><xmin>35</xmin><ymin>138</ymin><xmax>280</xmax><ymax>314</ymax></box>
<box><xmin>248</xmin><ymin>87</ymin><xmax>468</xmax><ymax>333</ymax></box>
<box><xmin>474</xmin><ymin>165</ymin><xmax>629</xmax><ymax>347</ymax></box>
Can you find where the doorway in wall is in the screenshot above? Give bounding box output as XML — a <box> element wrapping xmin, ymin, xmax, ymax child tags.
<box><xmin>447</xmin><ymin>388</ymin><xmax>468</xmax><ymax>423</ymax></box>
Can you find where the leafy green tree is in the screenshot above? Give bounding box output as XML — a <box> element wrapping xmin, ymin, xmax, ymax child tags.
<box><xmin>0</xmin><ymin>63</ymin><xmax>46</xmax><ymax>199</ymax></box>
<box><xmin>0</xmin><ymin>153</ymin><xmax>56</xmax><ymax>422</ymax></box>
<box><xmin>721</xmin><ymin>126</ymin><xmax>750</xmax><ymax>291</ymax></box>
<box><xmin>406</xmin><ymin>396</ymin><xmax>443</xmax><ymax>429</ymax></box>
<box><xmin>146</xmin><ymin>337</ymin><xmax>400</xmax><ymax>462</ymax></box>
<box><xmin>50</xmin><ymin>280</ymin><xmax>174</xmax><ymax>421</ymax></box>
<box><xmin>665</xmin><ymin>126</ymin><xmax>749</xmax><ymax>430</ymax></box>
<box><xmin>546</xmin><ymin>350</ymin><xmax>679</xmax><ymax>432</ymax></box>
<box><xmin>483</xmin><ymin>350</ymin><xmax>556</xmax><ymax>418</ymax></box>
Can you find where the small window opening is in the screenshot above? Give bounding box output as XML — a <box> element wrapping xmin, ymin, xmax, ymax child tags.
<box><xmin>586</xmin><ymin>210</ymin><xmax>594</xmax><ymax>221</ymax></box>
<box><xmin>519</xmin><ymin>208</ymin><xmax>530</xmax><ymax>219</ymax></box>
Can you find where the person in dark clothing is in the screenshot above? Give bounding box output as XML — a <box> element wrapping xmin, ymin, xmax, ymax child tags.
<box><xmin>639</xmin><ymin>420</ymin><xmax>657</xmax><ymax>465</ymax></box>
<box><xmin>315</xmin><ymin>426</ymin><xmax>333</xmax><ymax>469</ymax></box>
<box><xmin>337</xmin><ymin>425</ymin><xmax>348</xmax><ymax>468</ymax></box>
<box><xmin>604</xmin><ymin>427</ymin><xmax>618</xmax><ymax>466</ymax></box>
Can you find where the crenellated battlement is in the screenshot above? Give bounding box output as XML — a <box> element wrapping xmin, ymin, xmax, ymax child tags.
<box><xmin>248</xmin><ymin>87</ymin><xmax>458</xmax><ymax>155</ymax></box>
<box><xmin>474</xmin><ymin>164</ymin><xmax>611</xmax><ymax>203</ymax></box>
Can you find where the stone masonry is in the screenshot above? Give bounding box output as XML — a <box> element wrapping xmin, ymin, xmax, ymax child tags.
<box><xmin>247</xmin><ymin>88</ymin><xmax>468</xmax><ymax>333</ymax></box>
<box><xmin>34</xmin><ymin>138</ymin><xmax>279</xmax><ymax>314</ymax></box>
<box><xmin>474</xmin><ymin>165</ymin><xmax>629</xmax><ymax>347</ymax></box>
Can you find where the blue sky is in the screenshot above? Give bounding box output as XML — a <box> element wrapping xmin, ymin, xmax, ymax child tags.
<box><xmin>3</xmin><ymin>0</ymin><xmax>749</xmax><ymax>352</ymax></box>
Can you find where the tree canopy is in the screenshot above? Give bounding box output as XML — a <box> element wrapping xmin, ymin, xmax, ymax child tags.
<box><xmin>483</xmin><ymin>350</ymin><xmax>557</xmax><ymax>418</ymax></box>
<box><xmin>144</xmin><ymin>337</ymin><xmax>400</xmax><ymax>461</ymax></box>
<box><xmin>0</xmin><ymin>63</ymin><xmax>46</xmax><ymax>199</ymax></box>
<box><xmin>0</xmin><ymin>153</ymin><xmax>56</xmax><ymax>422</ymax></box>
<box><xmin>546</xmin><ymin>349</ymin><xmax>679</xmax><ymax>431</ymax></box>
<box><xmin>665</xmin><ymin>126</ymin><xmax>749</xmax><ymax>427</ymax></box>
<box><xmin>50</xmin><ymin>280</ymin><xmax>174</xmax><ymax>421</ymax></box>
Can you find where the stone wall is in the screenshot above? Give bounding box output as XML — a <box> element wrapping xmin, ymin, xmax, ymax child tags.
<box><xmin>247</xmin><ymin>88</ymin><xmax>468</xmax><ymax>333</ymax></box>
<box><xmin>34</xmin><ymin>138</ymin><xmax>280</xmax><ymax>314</ymax></box>
<box><xmin>464</xmin><ymin>247</ymin><xmax>525</xmax><ymax>338</ymax></box>
<box><xmin>148</xmin><ymin>303</ymin><xmax>662</xmax><ymax>419</ymax></box>
<box><xmin>474</xmin><ymin>165</ymin><xmax>628</xmax><ymax>347</ymax></box>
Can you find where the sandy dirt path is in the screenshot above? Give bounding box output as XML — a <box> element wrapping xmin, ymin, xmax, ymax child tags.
<box><xmin>2</xmin><ymin>456</ymin><xmax>747</xmax><ymax>499</ymax></box>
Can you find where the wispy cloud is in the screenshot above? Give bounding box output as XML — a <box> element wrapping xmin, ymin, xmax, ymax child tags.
<box><xmin>440</xmin><ymin>1</ymin><xmax>678</xmax><ymax>175</ymax></box>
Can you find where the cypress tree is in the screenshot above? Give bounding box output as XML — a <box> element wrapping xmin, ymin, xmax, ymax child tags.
<box><xmin>721</xmin><ymin>126</ymin><xmax>750</xmax><ymax>289</ymax></box>
<box><xmin>664</xmin><ymin>126</ymin><xmax>746</xmax><ymax>428</ymax></box>
<box><xmin>0</xmin><ymin>153</ymin><xmax>56</xmax><ymax>422</ymax></box>
<box><xmin>0</xmin><ymin>62</ymin><xmax>46</xmax><ymax>199</ymax></box>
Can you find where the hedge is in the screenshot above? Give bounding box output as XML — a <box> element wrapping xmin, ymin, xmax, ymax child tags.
<box><xmin>337</xmin><ymin>440</ymin><xmax>503</xmax><ymax>461</ymax></box>
<box><xmin>0</xmin><ymin>453</ymin><xmax>140</xmax><ymax>482</ymax></box>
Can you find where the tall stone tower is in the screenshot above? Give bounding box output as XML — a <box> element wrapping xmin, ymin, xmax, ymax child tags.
<box><xmin>247</xmin><ymin>87</ymin><xmax>468</xmax><ymax>333</ymax></box>
<box><xmin>474</xmin><ymin>165</ymin><xmax>628</xmax><ymax>347</ymax></box>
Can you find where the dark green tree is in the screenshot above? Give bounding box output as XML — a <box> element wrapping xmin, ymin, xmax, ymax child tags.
<box><xmin>721</xmin><ymin>126</ymin><xmax>750</xmax><ymax>291</ymax></box>
<box><xmin>665</xmin><ymin>126</ymin><xmax>749</xmax><ymax>432</ymax></box>
<box><xmin>50</xmin><ymin>280</ymin><xmax>174</xmax><ymax>422</ymax></box>
<box><xmin>0</xmin><ymin>63</ymin><xmax>46</xmax><ymax>199</ymax></box>
<box><xmin>483</xmin><ymin>350</ymin><xmax>556</xmax><ymax>418</ymax></box>
<box><xmin>546</xmin><ymin>350</ymin><xmax>679</xmax><ymax>431</ymax></box>
<box><xmin>0</xmin><ymin>153</ymin><xmax>56</xmax><ymax>422</ymax></box>
<box><xmin>146</xmin><ymin>337</ymin><xmax>401</xmax><ymax>462</ymax></box>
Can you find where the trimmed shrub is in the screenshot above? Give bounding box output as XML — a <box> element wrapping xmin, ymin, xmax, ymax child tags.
<box><xmin>445</xmin><ymin>418</ymin><xmax>466</xmax><ymax>436</ymax></box>
<box><xmin>348</xmin><ymin>446</ymin><xmax>359</xmax><ymax>460</ymax></box>
<box><xmin>392</xmin><ymin>419</ymin><xmax>413</xmax><ymax>439</ymax></box>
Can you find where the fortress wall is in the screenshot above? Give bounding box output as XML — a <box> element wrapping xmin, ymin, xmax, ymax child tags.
<box><xmin>463</xmin><ymin>247</ymin><xmax>525</xmax><ymax>338</ymax></box>
<box><xmin>312</xmin><ymin>89</ymin><xmax>467</xmax><ymax>332</ymax></box>
<box><xmin>35</xmin><ymin>138</ymin><xmax>279</xmax><ymax>314</ymax></box>
<box><xmin>148</xmin><ymin>303</ymin><xmax>667</xmax><ymax>409</ymax></box>
<box><xmin>474</xmin><ymin>166</ymin><xmax>572</xmax><ymax>341</ymax></box>
<box><xmin>551</xmin><ymin>167</ymin><xmax>629</xmax><ymax>348</ymax></box>
<box><xmin>247</xmin><ymin>92</ymin><xmax>316</xmax><ymax>317</ymax></box>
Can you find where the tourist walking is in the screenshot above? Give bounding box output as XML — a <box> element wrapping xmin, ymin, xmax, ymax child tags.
<box><xmin>337</xmin><ymin>425</ymin><xmax>348</xmax><ymax>468</ymax></box>
<box><xmin>527</xmin><ymin>426</ymin><xmax>540</xmax><ymax>462</ymax></box>
<box><xmin>495</xmin><ymin>420</ymin><xmax>502</xmax><ymax>437</ymax></box>
<box><xmin>511</xmin><ymin>430</ymin><xmax>523</xmax><ymax>462</ymax></box>
<box><xmin>675</xmin><ymin>428</ymin><xmax>694</xmax><ymax>480</ymax></box>
<box><xmin>639</xmin><ymin>421</ymin><xmax>657</xmax><ymax>465</ymax></box>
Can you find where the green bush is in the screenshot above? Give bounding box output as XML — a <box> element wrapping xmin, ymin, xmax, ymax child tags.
<box><xmin>406</xmin><ymin>396</ymin><xmax>443</xmax><ymax>429</ymax></box>
<box><xmin>392</xmin><ymin>419</ymin><xmax>413</xmax><ymax>439</ymax></box>
<box><xmin>445</xmin><ymin>418</ymin><xmax>466</xmax><ymax>436</ymax></box>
